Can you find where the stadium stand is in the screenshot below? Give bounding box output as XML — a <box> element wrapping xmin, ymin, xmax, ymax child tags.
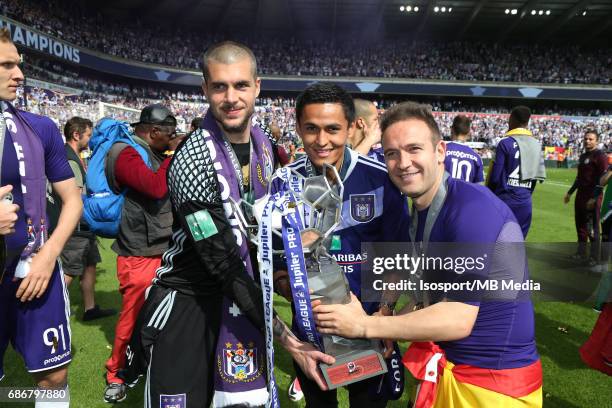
<box><xmin>16</xmin><ymin>81</ymin><xmax>612</xmax><ymax>163</ymax></box>
<box><xmin>5</xmin><ymin>0</ymin><xmax>610</xmax><ymax>164</ymax></box>
<box><xmin>3</xmin><ymin>0</ymin><xmax>612</xmax><ymax>84</ymax></box>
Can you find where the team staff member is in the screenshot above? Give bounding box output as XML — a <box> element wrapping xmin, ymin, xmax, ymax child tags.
<box><xmin>588</xmin><ymin>162</ymin><xmax>612</xmax><ymax>279</ymax></box>
<box><xmin>564</xmin><ymin>129</ymin><xmax>608</xmax><ymax>263</ymax></box>
<box><xmin>314</xmin><ymin>102</ymin><xmax>543</xmax><ymax>408</ymax></box>
<box><xmin>122</xmin><ymin>41</ymin><xmax>333</xmax><ymax>408</ymax></box>
<box><xmin>58</xmin><ymin>117</ymin><xmax>116</xmax><ymax>321</ymax></box>
<box><xmin>0</xmin><ymin>29</ymin><xmax>81</xmax><ymax>408</ymax></box>
<box><xmin>579</xmin><ymin>164</ymin><xmax>612</xmax><ymax>375</ymax></box>
<box><xmin>103</xmin><ymin>104</ymin><xmax>176</xmax><ymax>403</ymax></box>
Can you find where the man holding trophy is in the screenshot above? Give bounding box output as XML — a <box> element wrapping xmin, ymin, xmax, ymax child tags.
<box><xmin>266</xmin><ymin>83</ymin><xmax>410</xmax><ymax>407</ymax></box>
<box><xmin>312</xmin><ymin>102</ymin><xmax>543</xmax><ymax>408</ymax></box>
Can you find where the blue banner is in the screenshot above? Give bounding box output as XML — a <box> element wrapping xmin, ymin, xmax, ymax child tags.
<box><xmin>0</xmin><ymin>16</ymin><xmax>80</xmax><ymax>63</ymax></box>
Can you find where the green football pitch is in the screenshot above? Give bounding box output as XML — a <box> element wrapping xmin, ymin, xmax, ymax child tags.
<box><xmin>3</xmin><ymin>168</ymin><xmax>612</xmax><ymax>407</ymax></box>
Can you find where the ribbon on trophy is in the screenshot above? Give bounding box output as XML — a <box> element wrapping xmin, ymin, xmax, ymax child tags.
<box><xmin>281</xmin><ymin>199</ymin><xmax>324</xmax><ymax>350</ymax></box>
<box><xmin>258</xmin><ymin>187</ymin><xmax>280</xmax><ymax>408</ymax></box>
<box><xmin>259</xmin><ymin>167</ymin><xmax>323</xmax><ymax>352</ymax></box>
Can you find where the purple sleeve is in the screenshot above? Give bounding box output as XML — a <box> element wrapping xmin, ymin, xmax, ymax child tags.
<box><xmin>449</xmin><ymin>192</ymin><xmax>502</xmax><ymax>243</ymax></box>
<box><xmin>444</xmin><ymin>187</ymin><xmax>506</xmax><ymax>305</ymax></box>
<box><xmin>474</xmin><ymin>156</ymin><xmax>485</xmax><ymax>183</ymax></box>
<box><xmin>43</xmin><ymin>123</ymin><xmax>73</xmax><ymax>182</ymax></box>
<box><xmin>487</xmin><ymin>141</ymin><xmax>507</xmax><ymax>190</ymax></box>
<box><xmin>23</xmin><ymin>113</ymin><xmax>73</xmax><ymax>183</ymax></box>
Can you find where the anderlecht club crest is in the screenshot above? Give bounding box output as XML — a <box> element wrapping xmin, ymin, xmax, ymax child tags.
<box><xmin>350</xmin><ymin>194</ymin><xmax>375</xmax><ymax>222</ymax></box>
<box><xmin>223</xmin><ymin>342</ymin><xmax>257</xmax><ymax>381</ymax></box>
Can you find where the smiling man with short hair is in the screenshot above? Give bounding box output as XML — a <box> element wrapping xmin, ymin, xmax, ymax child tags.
<box><xmin>273</xmin><ymin>83</ymin><xmax>409</xmax><ymax>407</ymax></box>
<box><xmin>314</xmin><ymin>102</ymin><xmax>543</xmax><ymax>408</ymax></box>
<box><xmin>122</xmin><ymin>42</ymin><xmax>334</xmax><ymax>408</ymax></box>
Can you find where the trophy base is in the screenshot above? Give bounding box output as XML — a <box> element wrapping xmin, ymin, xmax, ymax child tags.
<box><xmin>320</xmin><ymin>350</ymin><xmax>388</xmax><ymax>390</ymax></box>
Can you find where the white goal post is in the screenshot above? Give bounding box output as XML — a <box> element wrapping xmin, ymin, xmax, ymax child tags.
<box><xmin>97</xmin><ymin>101</ymin><xmax>141</xmax><ymax>123</ymax></box>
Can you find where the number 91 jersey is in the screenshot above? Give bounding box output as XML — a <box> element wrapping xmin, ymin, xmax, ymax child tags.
<box><xmin>444</xmin><ymin>141</ymin><xmax>484</xmax><ymax>184</ymax></box>
<box><xmin>0</xmin><ymin>262</ymin><xmax>71</xmax><ymax>378</ymax></box>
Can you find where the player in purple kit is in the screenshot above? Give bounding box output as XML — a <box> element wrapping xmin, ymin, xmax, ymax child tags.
<box><xmin>444</xmin><ymin>114</ymin><xmax>484</xmax><ymax>183</ymax></box>
<box><xmin>273</xmin><ymin>84</ymin><xmax>408</xmax><ymax>407</ymax></box>
<box><xmin>313</xmin><ymin>102</ymin><xmax>542</xmax><ymax>407</ymax></box>
<box><xmin>487</xmin><ymin>106</ymin><xmax>545</xmax><ymax>238</ymax></box>
<box><xmin>0</xmin><ymin>30</ymin><xmax>81</xmax><ymax>407</ymax></box>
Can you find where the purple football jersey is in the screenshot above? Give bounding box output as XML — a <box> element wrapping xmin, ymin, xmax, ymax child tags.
<box><xmin>367</xmin><ymin>146</ymin><xmax>385</xmax><ymax>164</ymax></box>
<box><xmin>414</xmin><ymin>177</ymin><xmax>539</xmax><ymax>369</ymax></box>
<box><xmin>444</xmin><ymin>141</ymin><xmax>484</xmax><ymax>183</ymax></box>
<box><xmin>0</xmin><ymin>110</ymin><xmax>73</xmax><ymax>377</ymax></box>
<box><xmin>1</xmin><ymin>110</ymin><xmax>73</xmax><ymax>267</ymax></box>
<box><xmin>488</xmin><ymin>137</ymin><xmax>534</xmax><ymax>237</ymax></box>
<box><xmin>272</xmin><ymin>149</ymin><xmax>410</xmax><ymax>313</ymax></box>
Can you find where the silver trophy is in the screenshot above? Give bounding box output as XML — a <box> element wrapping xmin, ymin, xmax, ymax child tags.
<box><xmin>247</xmin><ymin>164</ymin><xmax>387</xmax><ymax>389</ymax></box>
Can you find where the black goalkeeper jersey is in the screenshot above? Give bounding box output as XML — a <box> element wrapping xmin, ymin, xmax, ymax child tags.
<box><xmin>152</xmin><ymin>130</ymin><xmax>265</xmax><ymax>329</ymax></box>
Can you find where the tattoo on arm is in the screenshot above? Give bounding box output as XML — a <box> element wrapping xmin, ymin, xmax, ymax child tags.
<box><xmin>273</xmin><ymin>316</ymin><xmax>296</xmax><ymax>343</ymax></box>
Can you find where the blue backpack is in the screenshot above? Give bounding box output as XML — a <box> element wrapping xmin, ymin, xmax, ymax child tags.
<box><xmin>83</xmin><ymin>118</ymin><xmax>151</xmax><ymax>238</ymax></box>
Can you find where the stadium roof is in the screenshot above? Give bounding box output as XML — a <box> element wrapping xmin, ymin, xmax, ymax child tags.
<box><xmin>83</xmin><ymin>0</ymin><xmax>612</xmax><ymax>44</ymax></box>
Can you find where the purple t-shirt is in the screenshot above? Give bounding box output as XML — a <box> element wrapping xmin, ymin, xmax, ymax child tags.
<box><xmin>488</xmin><ymin>137</ymin><xmax>533</xmax><ymax>206</ymax></box>
<box><xmin>414</xmin><ymin>177</ymin><xmax>539</xmax><ymax>369</ymax></box>
<box><xmin>1</xmin><ymin>110</ymin><xmax>73</xmax><ymax>269</ymax></box>
<box><xmin>444</xmin><ymin>141</ymin><xmax>484</xmax><ymax>183</ymax></box>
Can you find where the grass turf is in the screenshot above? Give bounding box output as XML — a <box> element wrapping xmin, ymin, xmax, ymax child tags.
<box><xmin>2</xmin><ymin>167</ymin><xmax>611</xmax><ymax>407</ymax></box>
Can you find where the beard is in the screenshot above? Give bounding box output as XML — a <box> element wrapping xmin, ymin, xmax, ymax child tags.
<box><xmin>214</xmin><ymin>105</ymin><xmax>254</xmax><ymax>135</ymax></box>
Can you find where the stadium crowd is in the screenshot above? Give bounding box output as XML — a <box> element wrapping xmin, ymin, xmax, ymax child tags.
<box><xmin>17</xmin><ymin>84</ymin><xmax>612</xmax><ymax>162</ymax></box>
<box><xmin>26</xmin><ymin>58</ymin><xmax>612</xmax><ymax>118</ymax></box>
<box><xmin>3</xmin><ymin>0</ymin><xmax>612</xmax><ymax>84</ymax></box>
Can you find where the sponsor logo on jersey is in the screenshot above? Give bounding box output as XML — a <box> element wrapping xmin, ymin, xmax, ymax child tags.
<box><xmin>446</xmin><ymin>148</ymin><xmax>479</xmax><ymax>162</ymax></box>
<box><xmin>350</xmin><ymin>194</ymin><xmax>375</xmax><ymax>222</ymax></box>
<box><xmin>219</xmin><ymin>342</ymin><xmax>262</xmax><ymax>383</ymax></box>
<box><xmin>332</xmin><ymin>253</ymin><xmax>368</xmax><ymax>264</ymax></box>
<box><xmin>331</xmin><ymin>252</ymin><xmax>368</xmax><ymax>274</ymax></box>
<box><xmin>43</xmin><ymin>350</ymin><xmax>70</xmax><ymax>366</ymax></box>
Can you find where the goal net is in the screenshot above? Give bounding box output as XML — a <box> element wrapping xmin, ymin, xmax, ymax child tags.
<box><xmin>97</xmin><ymin>101</ymin><xmax>141</xmax><ymax>123</ymax></box>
